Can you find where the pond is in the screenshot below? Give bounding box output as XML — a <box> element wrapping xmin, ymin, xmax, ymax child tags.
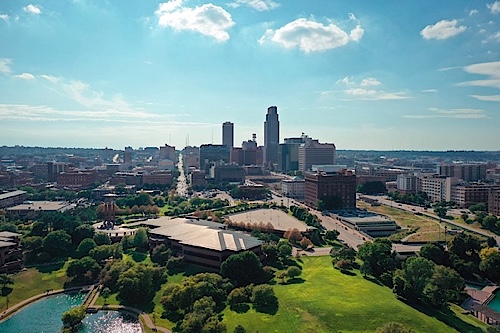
<box><xmin>0</xmin><ymin>293</ymin><xmax>141</xmax><ymax>333</ymax></box>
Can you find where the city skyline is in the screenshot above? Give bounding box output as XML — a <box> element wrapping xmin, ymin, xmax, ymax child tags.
<box><xmin>1</xmin><ymin>1</ymin><xmax>500</xmax><ymax>150</ymax></box>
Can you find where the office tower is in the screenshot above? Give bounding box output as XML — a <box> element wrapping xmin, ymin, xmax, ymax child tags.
<box><xmin>264</xmin><ymin>106</ymin><xmax>280</xmax><ymax>168</ymax></box>
<box><xmin>297</xmin><ymin>135</ymin><xmax>336</xmax><ymax>172</ymax></box>
<box><xmin>159</xmin><ymin>144</ymin><xmax>176</xmax><ymax>161</ymax></box>
<box><xmin>222</xmin><ymin>121</ymin><xmax>234</xmax><ymax>149</ymax></box>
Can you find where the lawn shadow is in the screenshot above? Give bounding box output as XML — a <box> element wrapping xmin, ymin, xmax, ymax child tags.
<box><xmin>286</xmin><ymin>277</ymin><xmax>305</xmax><ymax>285</ymax></box>
<box><xmin>36</xmin><ymin>261</ymin><xmax>65</xmax><ymax>273</ymax></box>
<box><xmin>362</xmin><ymin>275</ymin><xmax>383</xmax><ymax>286</ymax></box>
<box><xmin>339</xmin><ymin>269</ymin><xmax>356</xmax><ymax>276</ymax></box>
<box><xmin>230</xmin><ymin>303</ymin><xmax>250</xmax><ymax>313</ymax></box>
<box><xmin>408</xmin><ymin>301</ymin><xmax>484</xmax><ymax>333</ymax></box>
<box><xmin>254</xmin><ymin>302</ymin><xmax>278</xmax><ymax>315</ymax></box>
<box><xmin>1</xmin><ymin>286</ymin><xmax>13</xmax><ymax>297</ymax></box>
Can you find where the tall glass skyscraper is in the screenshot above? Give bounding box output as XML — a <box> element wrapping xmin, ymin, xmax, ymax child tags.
<box><xmin>264</xmin><ymin>106</ymin><xmax>280</xmax><ymax>167</ymax></box>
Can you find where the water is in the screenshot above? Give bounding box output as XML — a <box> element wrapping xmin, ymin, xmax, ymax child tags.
<box><xmin>488</xmin><ymin>290</ymin><xmax>500</xmax><ymax>312</ymax></box>
<box><xmin>0</xmin><ymin>293</ymin><xmax>141</xmax><ymax>333</ymax></box>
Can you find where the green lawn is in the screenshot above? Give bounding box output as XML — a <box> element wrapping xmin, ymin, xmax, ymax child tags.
<box><xmin>0</xmin><ymin>262</ymin><xmax>68</xmax><ymax>312</ymax></box>
<box><xmin>223</xmin><ymin>256</ymin><xmax>487</xmax><ymax>333</ymax></box>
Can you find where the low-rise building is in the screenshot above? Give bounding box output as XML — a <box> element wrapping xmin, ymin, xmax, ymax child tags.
<box><xmin>147</xmin><ymin>217</ymin><xmax>263</xmax><ymax>269</ymax></box>
<box><xmin>281</xmin><ymin>177</ymin><xmax>305</xmax><ymax>200</ymax></box>
<box><xmin>332</xmin><ymin>210</ymin><xmax>399</xmax><ymax>237</ymax></box>
<box><xmin>7</xmin><ymin>201</ymin><xmax>75</xmax><ymax>217</ymax></box>
<box><xmin>210</xmin><ymin>164</ymin><xmax>245</xmax><ymax>184</ymax></box>
<box><xmin>0</xmin><ymin>231</ymin><xmax>22</xmax><ymax>273</ymax></box>
<box><xmin>452</xmin><ymin>183</ymin><xmax>500</xmax><ymax>208</ymax></box>
<box><xmin>304</xmin><ymin>170</ymin><xmax>356</xmax><ymax>210</ymax></box>
<box><xmin>0</xmin><ymin>190</ymin><xmax>27</xmax><ymax>209</ymax></box>
<box><xmin>489</xmin><ymin>188</ymin><xmax>500</xmax><ymax>216</ymax></box>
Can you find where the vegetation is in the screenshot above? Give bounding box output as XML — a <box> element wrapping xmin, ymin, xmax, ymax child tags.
<box><xmin>61</xmin><ymin>305</ymin><xmax>86</xmax><ymax>330</ymax></box>
<box><xmin>357</xmin><ymin>181</ymin><xmax>387</xmax><ymax>195</ymax></box>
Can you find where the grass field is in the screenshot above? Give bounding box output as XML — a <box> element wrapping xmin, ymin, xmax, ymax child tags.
<box><xmin>0</xmin><ymin>262</ymin><xmax>68</xmax><ymax>312</ymax></box>
<box><xmin>223</xmin><ymin>256</ymin><xmax>488</xmax><ymax>333</ymax></box>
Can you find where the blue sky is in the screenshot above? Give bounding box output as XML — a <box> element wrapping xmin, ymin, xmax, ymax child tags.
<box><xmin>1</xmin><ymin>0</ymin><xmax>499</xmax><ymax>151</ymax></box>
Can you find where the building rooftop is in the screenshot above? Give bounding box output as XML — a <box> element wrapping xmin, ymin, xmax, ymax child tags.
<box><xmin>0</xmin><ymin>231</ymin><xmax>21</xmax><ymax>238</ymax></box>
<box><xmin>0</xmin><ymin>190</ymin><xmax>26</xmax><ymax>200</ymax></box>
<box><xmin>148</xmin><ymin>217</ymin><xmax>262</xmax><ymax>252</ymax></box>
<box><xmin>7</xmin><ymin>201</ymin><xmax>75</xmax><ymax>212</ymax></box>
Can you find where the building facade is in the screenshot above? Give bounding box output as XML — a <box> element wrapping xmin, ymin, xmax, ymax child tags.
<box><xmin>264</xmin><ymin>106</ymin><xmax>280</xmax><ymax>168</ymax></box>
<box><xmin>304</xmin><ymin>171</ymin><xmax>356</xmax><ymax>210</ymax></box>
<box><xmin>199</xmin><ymin>144</ymin><xmax>230</xmax><ymax>171</ymax></box>
<box><xmin>222</xmin><ymin>121</ymin><xmax>234</xmax><ymax>149</ymax></box>
<box><xmin>281</xmin><ymin>177</ymin><xmax>305</xmax><ymax>200</ymax></box>
<box><xmin>298</xmin><ymin>138</ymin><xmax>336</xmax><ymax>172</ymax></box>
<box><xmin>488</xmin><ymin>188</ymin><xmax>500</xmax><ymax>216</ymax></box>
<box><xmin>438</xmin><ymin>163</ymin><xmax>487</xmax><ymax>182</ymax></box>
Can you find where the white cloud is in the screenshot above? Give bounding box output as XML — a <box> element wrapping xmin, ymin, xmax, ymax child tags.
<box><xmin>361</xmin><ymin>77</ymin><xmax>381</xmax><ymax>86</ymax></box>
<box><xmin>40</xmin><ymin>74</ymin><xmax>60</xmax><ymax>83</ymax></box>
<box><xmin>336</xmin><ymin>76</ymin><xmax>354</xmax><ymax>86</ymax></box>
<box><xmin>469</xmin><ymin>94</ymin><xmax>500</xmax><ymax>101</ymax></box>
<box><xmin>0</xmin><ymin>58</ymin><xmax>12</xmax><ymax>75</ymax></box>
<box><xmin>404</xmin><ymin>108</ymin><xmax>487</xmax><ymax>119</ymax></box>
<box><xmin>487</xmin><ymin>1</ymin><xmax>500</xmax><ymax>14</ymax></box>
<box><xmin>344</xmin><ymin>88</ymin><xmax>411</xmax><ymax>100</ymax></box>
<box><xmin>0</xmin><ymin>14</ymin><xmax>9</xmax><ymax>22</ymax></box>
<box><xmin>155</xmin><ymin>1</ymin><xmax>235</xmax><ymax>42</ymax></box>
<box><xmin>420</xmin><ymin>19</ymin><xmax>467</xmax><ymax>40</ymax></box>
<box><xmin>13</xmin><ymin>73</ymin><xmax>35</xmax><ymax>80</ymax></box>
<box><xmin>227</xmin><ymin>0</ymin><xmax>280</xmax><ymax>11</ymax></box>
<box><xmin>23</xmin><ymin>4</ymin><xmax>41</xmax><ymax>15</ymax></box>
<box><xmin>421</xmin><ymin>89</ymin><xmax>437</xmax><ymax>93</ymax></box>
<box><xmin>458</xmin><ymin>62</ymin><xmax>500</xmax><ymax>101</ymax></box>
<box><xmin>469</xmin><ymin>9</ymin><xmax>478</xmax><ymax>16</ymax></box>
<box><xmin>259</xmin><ymin>18</ymin><xmax>364</xmax><ymax>53</ymax></box>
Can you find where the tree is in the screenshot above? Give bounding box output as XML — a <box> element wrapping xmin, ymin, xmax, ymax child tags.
<box><xmin>277</xmin><ymin>241</ymin><xmax>292</xmax><ymax>257</ymax></box>
<box><xmin>94</xmin><ymin>232</ymin><xmax>111</xmax><ymax>246</ymax></box>
<box><xmin>61</xmin><ymin>305</ymin><xmax>86</xmax><ymax>328</ymax></box>
<box><xmin>283</xmin><ymin>228</ymin><xmax>302</xmax><ymax>243</ymax></box>
<box><xmin>286</xmin><ymin>266</ymin><xmax>302</xmax><ymax>280</ymax></box>
<box><xmin>357</xmin><ymin>181</ymin><xmax>387</xmax><ymax>195</ymax></box>
<box><xmin>133</xmin><ymin>228</ymin><xmax>149</xmax><ymax>251</ymax></box>
<box><xmin>330</xmin><ymin>245</ymin><xmax>356</xmax><ymax>262</ymax></box>
<box><xmin>151</xmin><ymin>244</ymin><xmax>172</xmax><ymax>266</ymax></box>
<box><xmin>42</xmin><ymin>230</ymin><xmax>72</xmax><ymax>257</ymax></box>
<box><xmin>424</xmin><ymin>265</ymin><xmax>465</xmax><ymax>308</ymax></box>
<box><xmin>0</xmin><ymin>273</ymin><xmax>13</xmax><ymax>296</ymax></box>
<box><xmin>392</xmin><ymin>257</ymin><xmax>435</xmax><ymax>301</ymax></box>
<box><xmin>419</xmin><ymin>243</ymin><xmax>447</xmax><ymax>265</ymax></box>
<box><xmin>324</xmin><ymin>230</ymin><xmax>340</xmax><ymax>241</ymax></box>
<box><xmin>75</xmin><ymin>238</ymin><xmax>97</xmax><ymax>258</ymax></box>
<box><xmin>251</xmin><ymin>285</ymin><xmax>278</xmax><ymax>313</ymax></box>
<box><xmin>357</xmin><ymin>239</ymin><xmax>397</xmax><ymax>278</ymax></box>
<box><xmin>234</xmin><ymin>325</ymin><xmax>246</xmax><ymax>333</ymax></box>
<box><xmin>101</xmin><ymin>287</ymin><xmax>111</xmax><ymax>304</ymax></box>
<box><xmin>479</xmin><ymin>248</ymin><xmax>500</xmax><ymax>282</ymax></box>
<box><xmin>299</xmin><ymin>237</ymin><xmax>313</xmax><ymax>249</ymax></box>
<box><xmin>220</xmin><ymin>251</ymin><xmax>264</xmax><ymax>286</ymax></box>
<box><xmin>67</xmin><ymin>256</ymin><xmax>101</xmax><ymax>283</ymax></box>
<box><xmin>72</xmin><ymin>224</ymin><xmax>95</xmax><ymax>246</ymax></box>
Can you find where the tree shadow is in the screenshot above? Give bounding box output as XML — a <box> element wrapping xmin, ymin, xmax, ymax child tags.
<box><xmin>254</xmin><ymin>302</ymin><xmax>278</xmax><ymax>315</ymax></box>
<box><xmin>339</xmin><ymin>270</ymin><xmax>356</xmax><ymax>276</ymax></box>
<box><xmin>362</xmin><ymin>275</ymin><xmax>383</xmax><ymax>286</ymax></box>
<box><xmin>230</xmin><ymin>303</ymin><xmax>250</xmax><ymax>313</ymax></box>
<box><xmin>286</xmin><ymin>277</ymin><xmax>305</xmax><ymax>284</ymax></box>
<box><xmin>408</xmin><ymin>301</ymin><xmax>484</xmax><ymax>333</ymax></box>
<box><xmin>37</xmin><ymin>261</ymin><xmax>65</xmax><ymax>273</ymax></box>
<box><xmin>1</xmin><ymin>286</ymin><xmax>13</xmax><ymax>297</ymax></box>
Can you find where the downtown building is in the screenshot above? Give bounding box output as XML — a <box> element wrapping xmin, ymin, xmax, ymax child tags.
<box><xmin>264</xmin><ymin>106</ymin><xmax>280</xmax><ymax>169</ymax></box>
<box><xmin>438</xmin><ymin>163</ymin><xmax>487</xmax><ymax>182</ymax></box>
<box><xmin>222</xmin><ymin>121</ymin><xmax>234</xmax><ymax>149</ymax></box>
<box><xmin>304</xmin><ymin>170</ymin><xmax>357</xmax><ymax>210</ymax></box>
<box><xmin>298</xmin><ymin>136</ymin><xmax>336</xmax><ymax>172</ymax></box>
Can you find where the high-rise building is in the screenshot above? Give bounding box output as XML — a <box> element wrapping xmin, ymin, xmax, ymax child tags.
<box><xmin>264</xmin><ymin>106</ymin><xmax>279</xmax><ymax>168</ymax></box>
<box><xmin>437</xmin><ymin>163</ymin><xmax>487</xmax><ymax>182</ymax></box>
<box><xmin>298</xmin><ymin>136</ymin><xmax>336</xmax><ymax>172</ymax></box>
<box><xmin>222</xmin><ymin>121</ymin><xmax>234</xmax><ymax>149</ymax></box>
<box><xmin>159</xmin><ymin>144</ymin><xmax>176</xmax><ymax>161</ymax></box>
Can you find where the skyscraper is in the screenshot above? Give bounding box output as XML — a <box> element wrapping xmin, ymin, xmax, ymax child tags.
<box><xmin>264</xmin><ymin>106</ymin><xmax>279</xmax><ymax>167</ymax></box>
<box><xmin>222</xmin><ymin>121</ymin><xmax>234</xmax><ymax>149</ymax></box>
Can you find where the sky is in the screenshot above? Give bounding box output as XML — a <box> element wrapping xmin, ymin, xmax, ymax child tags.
<box><xmin>1</xmin><ymin>0</ymin><xmax>500</xmax><ymax>151</ymax></box>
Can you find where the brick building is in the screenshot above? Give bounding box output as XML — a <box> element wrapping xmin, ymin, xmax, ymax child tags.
<box><xmin>304</xmin><ymin>170</ymin><xmax>357</xmax><ymax>210</ymax></box>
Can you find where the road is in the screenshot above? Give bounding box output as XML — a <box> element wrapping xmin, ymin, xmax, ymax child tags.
<box><xmin>176</xmin><ymin>153</ymin><xmax>188</xmax><ymax>197</ymax></box>
<box><xmin>362</xmin><ymin>195</ymin><xmax>500</xmax><ymax>246</ymax></box>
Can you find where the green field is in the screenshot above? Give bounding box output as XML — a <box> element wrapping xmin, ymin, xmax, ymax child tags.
<box><xmin>0</xmin><ymin>263</ymin><xmax>68</xmax><ymax>312</ymax></box>
<box><xmin>223</xmin><ymin>256</ymin><xmax>487</xmax><ymax>333</ymax></box>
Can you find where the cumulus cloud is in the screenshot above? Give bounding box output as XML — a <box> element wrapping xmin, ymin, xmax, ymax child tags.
<box><xmin>155</xmin><ymin>0</ymin><xmax>235</xmax><ymax>42</ymax></box>
<box><xmin>420</xmin><ymin>19</ymin><xmax>467</xmax><ymax>40</ymax></box>
<box><xmin>361</xmin><ymin>77</ymin><xmax>381</xmax><ymax>86</ymax></box>
<box><xmin>336</xmin><ymin>76</ymin><xmax>355</xmax><ymax>86</ymax></box>
<box><xmin>227</xmin><ymin>0</ymin><xmax>280</xmax><ymax>11</ymax></box>
<box><xmin>40</xmin><ymin>74</ymin><xmax>60</xmax><ymax>83</ymax></box>
<box><xmin>0</xmin><ymin>14</ymin><xmax>9</xmax><ymax>22</ymax></box>
<box><xmin>0</xmin><ymin>58</ymin><xmax>12</xmax><ymax>75</ymax></box>
<box><xmin>23</xmin><ymin>4</ymin><xmax>41</xmax><ymax>15</ymax></box>
<box><xmin>259</xmin><ymin>17</ymin><xmax>364</xmax><ymax>53</ymax></box>
<box><xmin>469</xmin><ymin>9</ymin><xmax>478</xmax><ymax>16</ymax></box>
<box><xmin>404</xmin><ymin>108</ymin><xmax>487</xmax><ymax>119</ymax></box>
<box><xmin>13</xmin><ymin>73</ymin><xmax>35</xmax><ymax>80</ymax></box>
<box><xmin>487</xmin><ymin>1</ymin><xmax>500</xmax><ymax>14</ymax></box>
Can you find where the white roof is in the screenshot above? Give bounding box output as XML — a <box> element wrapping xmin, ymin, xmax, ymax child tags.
<box><xmin>148</xmin><ymin>217</ymin><xmax>262</xmax><ymax>252</ymax></box>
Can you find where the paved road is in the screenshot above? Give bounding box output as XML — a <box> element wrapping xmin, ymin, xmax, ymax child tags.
<box><xmin>176</xmin><ymin>153</ymin><xmax>188</xmax><ymax>197</ymax></box>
